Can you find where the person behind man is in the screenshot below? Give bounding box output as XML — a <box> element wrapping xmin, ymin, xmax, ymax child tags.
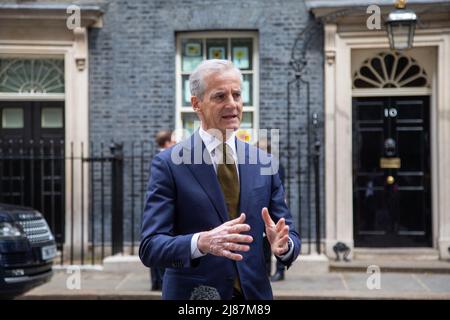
<box><xmin>139</xmin><ymin>59</ymin><xmax>301</xmax><ymax>300</ymax></box>
<box><xmin>270</xmin><ymin>155</ymin><xmax>287</xmax><ymax>281</ymax></box>
<box><xmin>149</xmin><ymin>130</ymin><xmax>176</xmax><ymax>291</ymax></box>
<box><xmin>155</xmin><ymin>130</ymin><xmax>176</xmax><ymax>152</ymax></box>
<box><xmin>256</xmin><ymin>138</ymin><xmax>274</xmax><ymax>278</ymax></box>
<box><xmin>256</xmin><ymin>138</ymin><xmax>287</xmax><ymax>282</ymax></box>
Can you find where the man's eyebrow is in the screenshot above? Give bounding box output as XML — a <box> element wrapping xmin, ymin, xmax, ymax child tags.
<box><xmin>210</xmin><ymin>90</ymin><xmax>225</xmax><ymax>97</ymax></box>
<box><xmin>210</xmin><ymin>88</ymin><xmax>241</xmax><ymax>97</ymax></box>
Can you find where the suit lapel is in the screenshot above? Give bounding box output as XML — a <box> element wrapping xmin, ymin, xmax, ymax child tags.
<box><xmin>183</xmin><ymin>131</ymin><xmax>228</xmax><ymax>223</ymax></box>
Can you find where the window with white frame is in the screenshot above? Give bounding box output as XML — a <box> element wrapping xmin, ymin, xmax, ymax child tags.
<box><xmin>176</xmin><ymin>32</ymin><xmax>259</xmax><ymax>142</ymax></box>
<box><xmin>0</xmin><ymin>58</ymin><xmax>65</xmax><ymax>95</ymax></box>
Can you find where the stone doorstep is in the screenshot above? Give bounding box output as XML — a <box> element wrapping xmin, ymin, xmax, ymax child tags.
<box><xmin>330</xmin><ymin>260</ymin><xmax>450</xmax><ymax>273</ymax></box>
<box><xmin>330</xmin><ymin>248</ymin><xmax>450</xmax><ymax>273</ymax></box>
<box><xmin>286</xmin><ymin>254</ymin><xmax>330</xmax><ymax>274</ymax></box>
<box><xmin>353</xmin><ymin>248</ymin><xmax>441</xmax><ymax>261</ymax></box>
<box><xmin>102</xmin><ymin>254</ymin><xmax>149</xmax><ymax>273</ymax></box>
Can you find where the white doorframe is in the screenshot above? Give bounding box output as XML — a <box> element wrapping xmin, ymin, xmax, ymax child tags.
<box><xmin>0</xmin><ymin>30</ymin><xmax>90</xmax><ymax>256</ymax></box>
<box><xmin>323</xmin><ymin>26</ymin><xmax>450</xmax><ymax>260</ymax></box>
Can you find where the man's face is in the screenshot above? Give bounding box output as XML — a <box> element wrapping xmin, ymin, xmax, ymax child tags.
<box><xmin>163</xmin><ymin>139</ymin><xmax>176</xmax><ymax>149</ymax></box>
<box><xmin>192</xmin><ymin>70</ymin><xmax>243</xmax><ymax>136</ymax></box>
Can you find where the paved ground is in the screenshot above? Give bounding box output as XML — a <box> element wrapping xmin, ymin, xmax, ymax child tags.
<box><xmin>15</xmin><ymin>266</ymin><xmax>450</xmax><ymax>300</ymax></box>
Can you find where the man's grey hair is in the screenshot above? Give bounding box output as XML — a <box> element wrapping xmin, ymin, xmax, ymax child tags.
<box><xmin>189</xmin><ymin>59</ymin><xmax>242</xmax><ymax>100</ymax></box>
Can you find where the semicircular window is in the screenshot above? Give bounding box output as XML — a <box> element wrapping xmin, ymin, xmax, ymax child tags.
<box><xmin>0</xmin><ymin>59</ymin><xmax>64</xmax><ymax>94</ymax></box>
<box><xmin>353</xmin><ymin>52</ymin><xmax>429</xmax><ymax>89</ymax></box>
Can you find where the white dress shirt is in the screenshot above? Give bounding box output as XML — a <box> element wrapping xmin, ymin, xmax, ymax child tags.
<box><xmin>198</xmin><ymin>126</ymin><xmax>239</xmax><ymax>177</ymax></box>
<box><xmin>190</xmin><ymin>126</ymin><xmax>294</xmax><ymax>261</ymax></box>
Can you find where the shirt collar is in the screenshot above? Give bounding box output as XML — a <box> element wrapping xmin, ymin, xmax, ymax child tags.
<box><xmin>198</xmin><ymin>126</ymin><xmax>237</xmax><ymax>156</ymax></box>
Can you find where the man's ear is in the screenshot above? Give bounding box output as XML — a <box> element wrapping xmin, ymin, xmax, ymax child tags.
<box><xmin>191</xmin><ymin>96</ymin><xmax>201</xmax><ymax>113</ymax></box>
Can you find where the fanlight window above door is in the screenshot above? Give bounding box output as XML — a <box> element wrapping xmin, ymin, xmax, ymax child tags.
<box><xmin>353</xmin><ymin>52</ymin><xmax>429</xmax><ymax>89</ymax></box>
<box><xmin>0</xmin><ymin>59</ymin><xmax>64</xmax><ymax>94</ymax></box>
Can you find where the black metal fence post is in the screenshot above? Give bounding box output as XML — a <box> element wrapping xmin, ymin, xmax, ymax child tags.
<box><xmin>110</xmin><ymin>142</ymin><xmax>124</xmax><ymax>255</ymax></box>
<box><xmin>312</xmin><ymin>113</ymin><xmax>321</xmax><ymax>254</ymax></box>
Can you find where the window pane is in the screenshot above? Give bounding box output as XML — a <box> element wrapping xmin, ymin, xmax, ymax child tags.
<box><xmin>207</xmin><ymin>39</ymin><xmax>227</xmax><ymax>60</ymax></box>
<box><xmin>41</xmin><ymin>108</ymin><xmax>63</xmax><ymax>128</ymax></box>
<box><xmin>182</xmin><ymin>39</ymin><xmax>203</xmax><ymax>72</ymax></box>
<box><xmin>182</xmin><ymin>112</ymin><xmax>201</xmax><ymax>136</ymax></box>
<box><xmin>182</xmin><ymin>75</ymin><xmax>191</xmax><ymax>106</ymax></box>
<box><xmin>0</xmin><ymin>59</ymin><xmax>64</xmax><ymax>93</ymax></box>
<box><xmin>242</xmin><ymin>74</ymin><xmax>253</xmax><ymax>106</ymax></box>
<box><xmin>241</xmin><ymin>112</ymin><xmax>253</xmax><ymax>129</ymax></box>
<box><xmin>2</xmin><ymin>108</ymin><xmax>23</xmax><ymax>128</ymax></box>
<box><xmin>232</xmin><ymin>38</ymin><xmax>252</xmax><ymax>70</ymax></box>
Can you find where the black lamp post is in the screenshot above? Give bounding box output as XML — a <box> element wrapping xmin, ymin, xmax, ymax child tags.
<box><xmin>386</xmin><ymin>0</ymin><xmax>417</xmax><ymax>50</ymax></box>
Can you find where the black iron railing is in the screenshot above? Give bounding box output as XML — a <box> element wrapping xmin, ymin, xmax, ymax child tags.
<box><xmin>0</xmin><ymin>136</ymin><xmax>322</xmax><ymax>265</ymax></box>
<box><xmin>287</xmin><ymin>18</ymin><xmax>324</xmax><ymax>255</ymax></box>
<box><xmin>0</xmin><ymin>139</ymin><xmax>154</xmax><ymax>265</ymax></box>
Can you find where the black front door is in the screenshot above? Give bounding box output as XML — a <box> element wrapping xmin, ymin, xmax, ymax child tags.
<box><xmin>353</xmin><ymin>96</ymin><xmax>431</xmax><ymax>247</ymax></box>
<box><xmin>0</xmin><ymin>101</ymin><xmax>65</xmax><ymax>244</ymax></box>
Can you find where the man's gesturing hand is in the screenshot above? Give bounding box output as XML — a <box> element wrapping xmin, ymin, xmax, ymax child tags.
<box><xmin>197</xmin><ymin>213</ymin><xmax>253</xmax><ymax>261</ymax></box>
<box><xmin>262</xmin><ymin>207</ymin><xmax>289</xmax><ymax>256</ymax></box>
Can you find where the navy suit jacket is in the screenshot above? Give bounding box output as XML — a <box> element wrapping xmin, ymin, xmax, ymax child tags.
<box><xmin>139</xmin><ymin>131</ymin><xmax>301</xmax><ymax>300</ymax></box>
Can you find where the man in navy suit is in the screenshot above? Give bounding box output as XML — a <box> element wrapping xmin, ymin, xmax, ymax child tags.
<box><xmin>139</xmin><ymin>59</ymin><xmax>301</xmax><ymax>300</ymax></box>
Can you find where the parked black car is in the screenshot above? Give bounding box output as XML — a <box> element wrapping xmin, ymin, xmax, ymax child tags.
<box><xmin>0</xmin><ymin>203</ymin><xmax>56</xmax><ymax>298</ymax></box>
